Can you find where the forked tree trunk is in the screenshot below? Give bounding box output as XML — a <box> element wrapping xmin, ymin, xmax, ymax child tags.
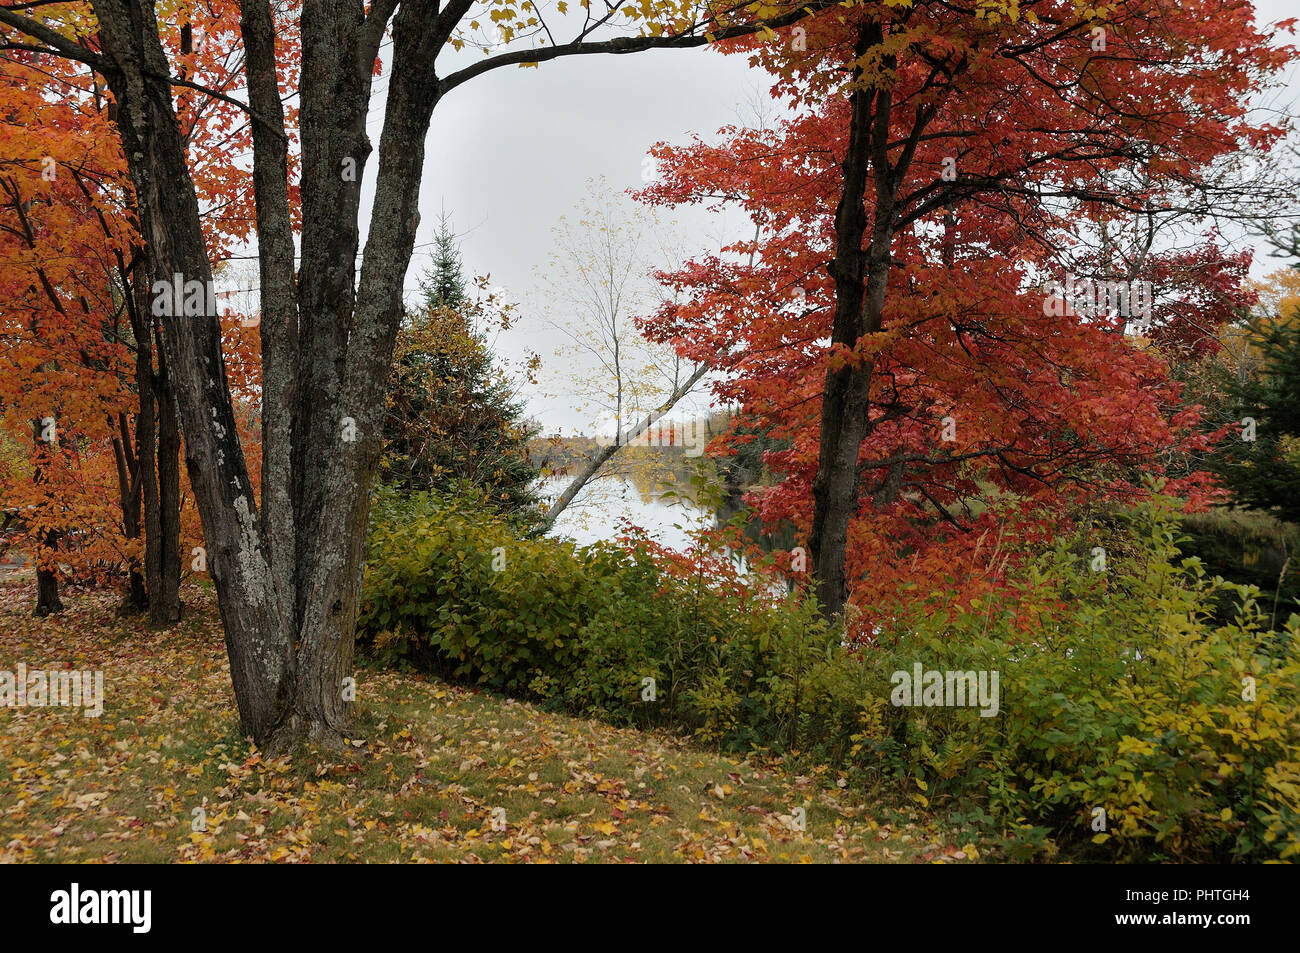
<box><xmin>92</xmin><ymin>0</ymin><xmax>438</xmax><ymax>749</ymax></box>
<box><xmin>95</xmin><ymin>0</ymin><xmax>292</xmax><ymax>740</ymax></box>
<box><xmin>809</xmin><ymin>23</ymin><xmax>938</xmax><ymax>622</ymax></box>
<box><xmin>123</xmin><ymin>266</ymin><xmax>182</xmax><ymax>625</ymax></box>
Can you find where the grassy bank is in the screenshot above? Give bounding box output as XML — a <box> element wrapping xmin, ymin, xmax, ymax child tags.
<box><xmin>0</xmin><ymin>583</ymin><xmax>981</xmax><ymax>863</ymax></box>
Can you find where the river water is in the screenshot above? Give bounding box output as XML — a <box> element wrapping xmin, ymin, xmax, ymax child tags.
<box><xmin>539</xmin><ymin>476</ymin><xmax>715</xmax><ymax>550</ymax></box>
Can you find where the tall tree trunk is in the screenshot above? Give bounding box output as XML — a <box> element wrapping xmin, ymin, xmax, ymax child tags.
<box><xmin>154</xmin><ymin>326</ymin><xmax>182</xmax><ymax>625</ymax></box>
<box><xmin>30</xmin><ymin>418</ymin><xmax>63</xmax><ymax>617</ymax></box>
<box><xmin>238</xmin><ymin>0</ymin><xmax>299</xmax><ymax>686</ymax></box>
<box><xmin>120</xmin><ymin>201</ymin><xmax>183</xmax><ymax>626</ymax></box>
<box><xmin>809</xmin><ymin>24</ymin><xmax>887</xmax><ymax>621</ymax></box>
<box><xmin>279</xmin><ymin>0</ymin><xmax>444</xmax><ymax>748</ymax></box>
<box><xmin>95</xmin><ymin>0</ymin><xmax>291</xmax><ymax>738</ymax></box>
<box><xmin>807</xmin><ymin>21</ymin><xmax>956</xmax><ymax>622</ymax></box>
<box><xmin>111</xmin><ymin>412</ymin><xmax>148</xmax><ymax>610</ymax></box>
<box><xmin>128</xmin><ymin>265</ymin><xmax>165</xmax><ymax>622</ymax></box>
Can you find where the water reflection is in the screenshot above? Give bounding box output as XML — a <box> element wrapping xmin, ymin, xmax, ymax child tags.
<box><xmin>539</xmin><ymin>476</ymin><xmax>714</xmax><ymax>550</ymax></box>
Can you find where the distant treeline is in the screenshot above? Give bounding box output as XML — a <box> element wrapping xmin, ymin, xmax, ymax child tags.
<box><xmin>530</xmin><ymin>412</ymin><xmax>734</xmax><ymax>478</ymax></box>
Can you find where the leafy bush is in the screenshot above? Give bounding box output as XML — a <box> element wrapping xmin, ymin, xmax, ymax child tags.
<box><xmin>359</xmin><ymin>488</ymin><xmax>1299</xmax><ymax>861</ymax></box>
<box><xmin>865</xmin><ymin>492</ymin><xmax>1300</xmax><ymax>862</ymax></box>
<box><xmin>359</xmin><ymin>489</ymin><xmax>591</xmax><ymax>692</ymax></box>
<box><xmin>357</xmin><ymin>488</ymin><xmax>831</xmax><ymax>748</ymax></box>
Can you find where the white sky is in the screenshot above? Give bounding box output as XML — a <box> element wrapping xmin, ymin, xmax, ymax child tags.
<box><xmin>408</xmin><ymin>45</ymin><xmax>757</xmax><ymax>433</ymax></box>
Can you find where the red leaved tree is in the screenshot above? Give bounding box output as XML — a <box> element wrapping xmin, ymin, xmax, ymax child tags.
<box><xmin>637</xmin><ymin>0</ymin><xmax>1292</xmax><ymax>622</ymax></box>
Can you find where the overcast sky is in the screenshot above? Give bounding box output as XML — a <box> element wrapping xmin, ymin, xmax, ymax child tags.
<box><xmin>402</xmin><ymin>40</ymin><xmax>759</xmax><ymax>433</ymax></box>
<box><xmin>351</xmin><ymin>1</ymin><xmax>1300</xmax><ymax>435</ymax></box>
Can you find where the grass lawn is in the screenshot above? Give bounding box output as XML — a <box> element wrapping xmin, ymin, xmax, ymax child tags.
<box><xmin>0</xmin><ymin>581</ymin><xmax>986</xmax><ymax>863</ymax></box>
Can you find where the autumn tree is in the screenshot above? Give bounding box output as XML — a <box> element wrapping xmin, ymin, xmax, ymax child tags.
<box><xmin>0</xmin><ymin>0</ymin><xmax>832</xmax><ymax>748</ymax></box>
<box><xmin>1</xmin><ymin>4</ymin><xmax>288</xmax><ymax>623</ymax></box>
<box><xmin>538</xmin><ymin>176</ymin><xmax>709</xmax><ymax>527</ymax></box>
<box><xmin>0</xmin><ymin>54</ymin><xmax>136</xmax><ymax>615</ymax></box>
<box><xmin>637</xmin><ymin>0</ymin><xmax>1294</xmax><ymax>619</ymax></box>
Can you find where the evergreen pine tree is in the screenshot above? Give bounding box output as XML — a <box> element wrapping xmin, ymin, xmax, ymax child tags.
<box><xmin>382</xmin><ymin>212</ymin><xmax>540</xmax><ymax>523</ymax></box>
<box><xmin>420</xmin><ymin>210</ymin><xmax>466</xmax><ymax>312</ymax></box>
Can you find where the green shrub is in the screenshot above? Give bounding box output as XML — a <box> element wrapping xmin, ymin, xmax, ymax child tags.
<box><xmin>360</xmin><ymin>489</ymin><xmax>607</xmax><ymax>692</ymax></box>
<box><xmin>866</xmin><ymin>492</ymin><xmax>1300</xmax><ymax>862</ymax></box>
<box><xmin>357</xmin><ymin>488</ymin><xmax>833</xmax><ymax>750</ymax></box>
<box><xmin>359</xmin><ymin>487</ymin><xmax>1300</xmax><ymax>861</ymax></box>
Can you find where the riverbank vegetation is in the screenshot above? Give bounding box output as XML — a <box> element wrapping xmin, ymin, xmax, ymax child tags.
<box><xmin>357</xmin><ymin>488</ymin><xmax>1300</xmax><ymax>862</ymax></box>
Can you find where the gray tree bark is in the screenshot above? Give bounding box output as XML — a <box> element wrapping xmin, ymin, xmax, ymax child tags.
<box><xmin>808</xmin><ymin>24</ymin><xmax>891</xmax><ymax>621</ymax></box>
<box><xmin>2</xmin><ymin>0</ymin><xmax>831</xmax><ymax>749</ymax></box>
